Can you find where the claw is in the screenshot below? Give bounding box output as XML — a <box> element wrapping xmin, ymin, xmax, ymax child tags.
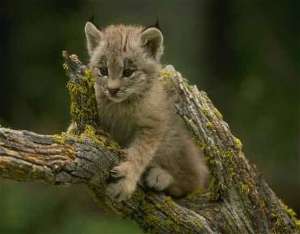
<box><xmin>106</xmin><ymin>169</ymin><xmax>124</xmax><ymax>184</ymax></box>
<box><xmin>110</xmin><ymin>168</ymin><xmax>123</xmax><ymax>178</ymax></box>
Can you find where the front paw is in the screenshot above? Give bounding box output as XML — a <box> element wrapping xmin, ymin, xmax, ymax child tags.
<box><xmin>109</xmin><ymin>161</ymin><xmax>130</xmax><ymax>180</ymax></box>
<box><xmin>107</xmin><ymin>162</ymin><xmax>137</xmax><ymax>201</ymax></box>
<box><xmin>106</xmin><ymin>178</ymin><xmax>137</xmax><ymax>202</ymax></box>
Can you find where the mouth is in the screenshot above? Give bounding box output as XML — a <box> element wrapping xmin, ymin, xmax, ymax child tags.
<box><xmin>105</xmin><ymin>91</ymin><xmax>127</xmax><ymax>103</ymax></box>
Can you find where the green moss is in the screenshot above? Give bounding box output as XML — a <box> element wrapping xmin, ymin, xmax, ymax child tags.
<box><xmin>163</xmin><ymin>196</ymin><xmax>174</xmax><ymax>206</ymax></box>
<box><xmin>213</xmin><ymin>107</ymin><xmax>223</xmax><ymax>119</ymax></box>
<box><xmin>138</xmin><ymin>194</ymin><xmax>205</xmax><ymax>232</ymax></box>
<box><xmin>53</xmin><ymin>132</ymin><xmax>69</xmax><ymax>145</ymax></box>
<box><xmin>223</xmin><ymin>150</ymin><xmax>234</xmax><ymax>160</ymax></box>
<box><xmin>140</xmin><ymin>198</ymin><xmax>162</xmax><ymax>228</ymax></box>
<box><xmin>206</xmin><ymin>122</ymin><xmax>213</xmax><ymax>130</ymax></box>
<box><xmin>159</xmin><ymin>69</ymin><xmax>176</xmax><ymax>80</ymax></box>
<box><xmin>144</xmin><ymin>212</ymin><xmax>161</xmax><ymax>226</ymax></box>
<box><xmin>201</xmin><ymin>108</ymin><xmax>210</xmax><ymax>117</ymax></box>
<box><xmin>283</xmin><ymin>204</ymin><xmax>297</xmax><ymax>218</ymax></box>
<box><xmin>67</xmin><ymin>81</ymin><xmax>88</xmax><ymax>95</ymax></box>
<box><xmin>193</xmin><ymin>138</ymin><xmax>206</xmax><ymax>151</ymax></box>
<box><xmin>83</xmin><ymin>68</ymin><xmax>96</xmax><ymax>87</ymax></box>
<box><xmin>233</xmin><ymin>137</ymin><xmax>243</xmax><ymax>150</ymax></box>
<box><xmin>282</xmin><ymin>204</ymin><xmax>300</xmax><ymax>230</ymax></box>
<box><xmin>66</xmin><ymin>67</ymin><xmax>98</xmax><ymax>130</ymax></box>
<box><xmin>53</xmin><ymin>125</ymin><xmax>119</xmax><ymax>155</ymax></box>
<box><xmin>295</xmin><ymin>220</ymin><xmax>300</xmax><ymax>230</ymax></box>
<box><xmin>80</xmin><ymin>125</ymin><xmax>104</xmax><ymax>145</ymax></box>
<box><xmin>84</xmin><ymin>68</ymin><xmax>92</xmax><ymax>79</ymax></box>
<box><xmin>239</xmin><ymin>183</ymin><xmax>250</xmax><ymax>195</ymax></box>
<box><xmin>62</xmin><ymin>63</ymin><xmax>68</xmax><ymax>71</ymax></box>
<box><xmin>207</xmin><ymin>177</ymin><xmax>223</xmax><ymax>201</ymax></box>
<box><xmin>203</xmin><ymin>145</ymin><xmax>243</xmax><ymax>199</ymax></box>
<box><xmin>267</xmin><ymin>200</ymin><xmax>300</xmax><ymax>232</ymax></box>
<box><xmin>186</xmin><ymin>187</ymin><xmax>206</xmax><ymax>201</ymax></box>
<box><xmin>80</xmin><ymin>125</ymin><xmax>120</xmax><ymax>151</ymax></box>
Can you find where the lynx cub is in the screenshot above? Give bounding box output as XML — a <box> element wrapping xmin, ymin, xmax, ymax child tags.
<box><xmin>84</xmin><ymin>21</ymin><xmax>208</xmax><ymax>201</ymax></box>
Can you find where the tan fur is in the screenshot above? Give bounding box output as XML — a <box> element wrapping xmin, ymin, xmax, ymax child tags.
<box><xmin>84</xmin><ymin>22</ymin><xmax>208</xmax><ymax>201</ymax></box>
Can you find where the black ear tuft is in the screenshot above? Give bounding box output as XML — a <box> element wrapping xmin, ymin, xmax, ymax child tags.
<box><xmin>88</xmin><ymin>15</ymin><xmax>95</xmax><ymax>24</ymax></box>
<box><xmin>143</xmin><ymin>18</ymin><xmax>162</xmax><ymax>32</ymax></box>
<box><xmin>87</xmin><ymin>15</ymin><xmax>101</xmax><ymax>29</ymax></box>
<box><xmin>154</xmin><ymin>18</ymin><xmax>161</xmax><ymax>30</ymax></box>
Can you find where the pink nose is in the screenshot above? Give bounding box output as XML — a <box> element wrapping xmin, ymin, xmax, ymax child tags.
<box><xmin>108</xmin><ymin>88</ymin><xmax>120</xmax><ymax>96</ymax></box>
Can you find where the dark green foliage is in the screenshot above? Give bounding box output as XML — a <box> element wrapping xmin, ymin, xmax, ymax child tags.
<box><xmin>0</xmin><ymin>0</ymin><xmax>299</xmax><ymax>233</ymax></box>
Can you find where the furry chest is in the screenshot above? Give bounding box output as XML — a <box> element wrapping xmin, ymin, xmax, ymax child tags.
<box><xmin>97</xmin><ymin>105</ymin><xmax>137</xmax><ymax>147</ymax></box>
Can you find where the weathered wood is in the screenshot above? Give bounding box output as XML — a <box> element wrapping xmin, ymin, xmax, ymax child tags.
<box><xmin>0</xmin><ymin>52</ymin><xmax>298</xmax><ymax>234</ymax></box>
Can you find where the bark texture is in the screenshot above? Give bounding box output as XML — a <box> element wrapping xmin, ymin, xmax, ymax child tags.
<box><xmin>0</xmin><ymin>51</ymin><xmax>299</xmax><ymax>234</ymax></box>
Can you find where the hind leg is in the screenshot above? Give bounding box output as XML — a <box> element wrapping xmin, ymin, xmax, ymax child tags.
<box><xmin>144</xmin><ymin>166</ymin><xmax>174</xmax><ymax>191</ymax></box>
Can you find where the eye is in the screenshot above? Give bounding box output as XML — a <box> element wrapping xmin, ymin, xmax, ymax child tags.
<box><xmin>98</xmin><ymin>67</ymin><xmax>108</xmax><ymax>76</ymax></box>
<box><xmin>123</xmin><ymin>69</ymin><xmax>135</xmax><ymax>77</ymax></box>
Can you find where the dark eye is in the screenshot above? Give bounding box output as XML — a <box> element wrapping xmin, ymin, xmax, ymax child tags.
<box><xmin>123</xmin><ymin>69</ymin><xmax>135</xmax><ymax>77</ymax></box>
<box><xmin>99</xmin><ymin>67</ymin><xmax>108</xmax><ymax>76</ymax></box>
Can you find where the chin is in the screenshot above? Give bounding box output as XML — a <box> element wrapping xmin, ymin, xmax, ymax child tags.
<box><xmin>107</xmin><ymin>94</ymin><xmax>128</xmax><ymax>103</ymax></box>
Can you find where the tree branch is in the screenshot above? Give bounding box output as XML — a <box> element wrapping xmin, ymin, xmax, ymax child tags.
<box><xmin>0</xmin><ymin>52</ymin><xmax>298</xmax><ymax>234</ymax></box>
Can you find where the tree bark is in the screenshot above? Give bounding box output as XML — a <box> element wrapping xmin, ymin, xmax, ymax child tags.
<box><xmin>0</xmin><ymin>51</ymin><xmax>299</xmax><ymax>234</ymax></box>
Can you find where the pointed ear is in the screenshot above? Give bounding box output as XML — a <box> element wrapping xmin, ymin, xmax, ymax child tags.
<box><xmin>85</xmin><ymin>22</ymin><xmax>102</xmax><ymax>56</ymax></box>
<box><xmin>141</xmin><ymin>27</ymin><xmax>164</xmax><ymax>61</ymax></box>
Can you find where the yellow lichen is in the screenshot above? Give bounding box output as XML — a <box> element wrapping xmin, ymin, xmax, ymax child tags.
<box><xmin>206</xmin><ymin>122</ymin><xmax>214</xmax><ymax>130</ymax></box>
<box><xmin>84</xmin><ymin>68</ymin><xmax>92</xmax><ymax>78</ymax></box>
<box><xmin>53</xmin><ymin>132</ymin><xmax>69</xmax><ymax>144</ymax></box>
<box><xmin>79</xmin><ymin>125</ymin><xmax>120</xmax><ymax>151</ymax></box>
<box><xmin>234</xmin><ymin>137</ymin><xmax>243</xmax><ymax>150</ymax></box>
<box><xmin>83</xmin><ymin>68</ymin><xmax>96</xmax><ymax>86</ymax></box>
<box><xmin>283</xmin><ymin>203</ymin><xmax>300</xmax><ymax>230</ymax></box>
<box><xmin>62</xmin><ymin>63</ymin><xmax>68</xmax><ymax>71</ymax></box>
<box><xmin>240</xmin><ymin>183</ymin><xmax>250</xmax><ymax>195</ymax></box>
<box><xmin>186</xmin><ymin>187</ymin><xmax>205</xmax><ymax>200</ymax></box>
<box><xmin>213</xmin><ymin>107</ymin><xmax>223</xmax><ymax>119</ymax></box>
<box><xmin>295</xmin><ymin>220</ymin><xmax>300</xmax><ymax>230</ymax></box>
<box><xmin>159</xmin><ymin>70</ymin><xmax>176</xmax><ymax>80</ymax></box>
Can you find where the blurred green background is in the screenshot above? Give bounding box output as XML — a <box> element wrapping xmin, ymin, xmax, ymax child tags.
<box><xmin>0</xmin><ymin>0</ymin><xmax>299</xmax><ymax>233</ymax></box>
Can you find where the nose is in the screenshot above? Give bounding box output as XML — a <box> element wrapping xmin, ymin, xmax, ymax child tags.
<box><xmin>107</xmin><ymin>79</ymin><xmax>121</xmax><ymax>96</ymax></box>
<box><xmin>108</xmin><ymin>87</ymin><xmax>120</xmax><ymax>96</ymax></box>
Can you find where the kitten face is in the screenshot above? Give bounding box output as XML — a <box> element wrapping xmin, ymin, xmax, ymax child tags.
<box><xmin>85</xmin><ymin>23</ymin><xmax>164</xmax><ymax>103</ymax></box>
